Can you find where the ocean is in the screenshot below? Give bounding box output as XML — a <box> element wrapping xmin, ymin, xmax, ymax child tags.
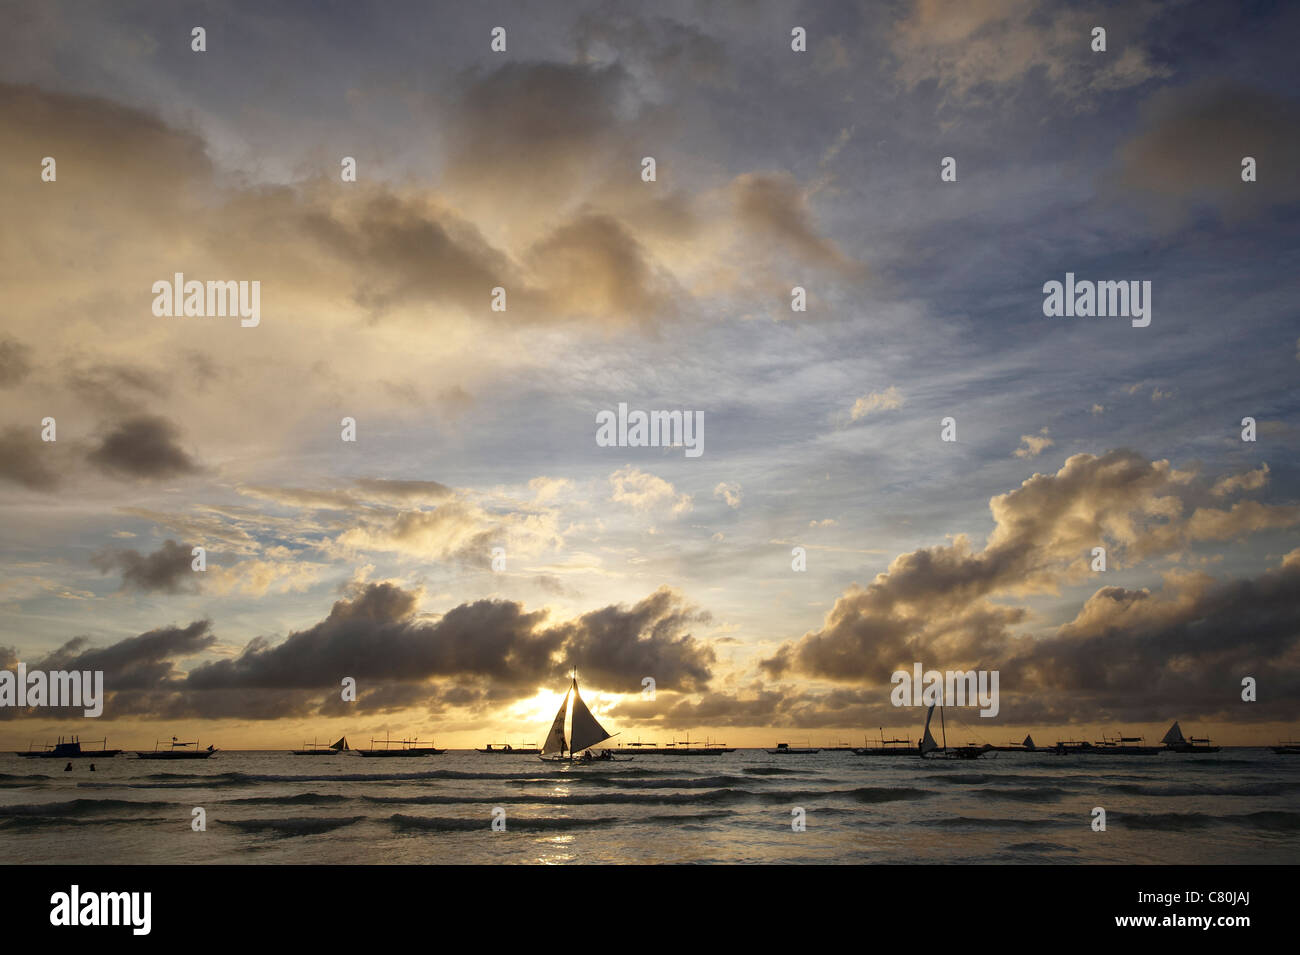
<box><xmin>2</xmin><ymin>748</ymin><xmax>1297</xmax><ymax>864</ymax></box>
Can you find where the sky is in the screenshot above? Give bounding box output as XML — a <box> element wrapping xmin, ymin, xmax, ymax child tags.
<box><xmin>0</xmin><ymin>0</ymin><xmax>1297</xmax><ymax>749</ymax></box>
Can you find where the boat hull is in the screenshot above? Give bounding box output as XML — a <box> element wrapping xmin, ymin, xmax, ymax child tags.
<box><xmin>356</xmin><ymin>749</ymin><xmax>442</xmax><ymax>757</ymax></box>
<box><xmin>18</xmin><ymin>750</ymin><xmax>122</xmax><ymax>759</ymax></box>
<box><xmin>135</xmin><ymin>751</ymin><xmax>215</xmax><ymax>759</ymax></box>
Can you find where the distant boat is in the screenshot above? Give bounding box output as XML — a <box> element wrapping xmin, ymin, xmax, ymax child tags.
<box><xmin>356</xmin><ymin>734</ymin><xmax>444</xmax><ymax>756</ymax></box>
<box><xmin>919</xmin><ymin>704</ymin><xmax>988</xmax><ymax>759</ymax></box>
<box><xmin>291</xmin><ymin>736</ymin><xmax>350</xmax><ymax>756</ymax></box>
<box><xmin>664</xmin><ymin>735</ymin><xmax>733</xmax><ymax>755</ymax></box>
<box><xmin>135</xmin><ymin>737</ymin><xmax>217</xmax><ymax>759</ymax></box>
<box><xmin>855</xmin><ymin>728</ymin><xmax>919</xmax><ymax>756</ymax></box>
<box><xmin>1092</xmin><ymin>732</ymin><xmax>1158</xmax><ymax>755</ymax></box>
<box><xmin>989</xmin><ymin>734</ymin><xmax>1039</xmax><ymax>753</ymax></box>
<box><xmin>767</xmin><ymin>742</ymin><xmax>820</xmax><ymax>755</ymax></box>
<box><xmin>1161</xmin><ymin>721</ymin><xmax>1220</xmax><ymax>753</ymax></box>
<box><xmin>609</xmin><ymin>735</ymin><xmax>733</xmax><ymax>755</ymax></box>
<box><xmin>538</xmin><ymin>673</ymin><xmax>620</xmax><ymax>762</ymax></box>
<box><xmin>1272</xmin><ymin>738</ymin><xmax>1300</xmax><ymax>755</ymax></box>
<box><xmin>821</xmin><ymin>739</ymin><xmax>858</xmax><ymax>751</ymax></box>
<box><xmin>477</xmin><ymin>742</ymin><xmax>541</xmax><ymax>754</ymax></box>
<box><xmin>16</xmin><ymin>736</ymin><xmax>122</xmax><ymax>759</ymax></box>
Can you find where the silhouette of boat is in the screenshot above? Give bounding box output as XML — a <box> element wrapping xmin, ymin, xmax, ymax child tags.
<box><xmin>1161</xmin><ymin>721</ymin><xmax>1220</xmax><ymax>753</ymax></box>
<box><xmin>16</xmin><ymin>736</ymin><xmax>122</xmax><ymax>759</ymax></box>
<box><xmin>135</xmin><ymin>738</ymin><xmax>217</xmax><ymax>759</ymax></box>
<box><xmin>291</xmin><ymin>736</ymin><xmax>350</xmax><ymax>755</ymax></box>
<box><xmin>538</xmin><ymin>672</ymin><xmax>618</xmax><ymax>763</ymax></box>
<box><xmin>767</xmin><ymin>742</ymin><xmax>820</xmax><ymax>754</ymax></box>
<box><xmin>1092</xmin><ymin>732</ymin><xmax>1159</xmax><ymax>755</ymax></box>
<box><xmin>477</xmin><ymin>742</ymin><xmax>541</xmax><ymax>754</ymax></box>
<box><xmin>1271</xmin><ymin>738</ymin><xmax>1300</xmax><ymax>755</ymax></box>
<box><xmin>919</xmin><ymin>704</ymin><xmax>988</xmax><ymax>759</ymax></box>
<box><xmin>356</xmin><ymin>734</ymin><xmax>444</xmax><ymax>756</ymax></box>
<box><xmin>855</xmin><ymin>728</ymin><xmax>919</xmax><ymax>756</ymax></box>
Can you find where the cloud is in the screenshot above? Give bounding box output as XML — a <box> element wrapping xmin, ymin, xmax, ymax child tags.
<box><xmin>609</xmin><ymin>466</ymin><xmax>693</xmax><ymax>515</ymax></box>
<box><xmin>1117</xmin><ymin>83</ymin><xmax>1300</xmax><ymax>220</ymax></box>
<box><xmin>762</xmin><ymin>450</ymin><xmax>1300</xmax><ymax>684</ymax></box>
<box><xmin>732</xmin><ymin>172</ymin><xmax>857</xmax><ymax>273</ymax></box>
<box><xmin>893</xmin><ymin>0</ymin><xmax>1170</xmax><ymax>106</ymax></box>
<box><xmin>86</xmin><ymin>415</ymin><xmax>200</xmax><ymax>480</ymax></box>
<box><xmin>0</xmin><ymin>337</ymin><xmax>32</xmax><ymax>387</ymax></box>
<box><xmin>1013</xmin><ymin>428</ymin><xmax>1053</xmax><ymax>459</ymax></box>
<box><xmin>713</xmin><ymin>481</ymin><xmax>743</xmax><ymax>508</ymax></box>
<box><xmin>0</xmin><ymin>425</ymin><xmax>61</xmax><ymax>490</ymax></box>
<box><xmin>30</xmin><ymin>620</ymin><xmax>215</xmax><ymax>693</ymax></box>
<box><xmin>1010</xmin><ymin>551</ymin><xmax>1300</xmax><ymax>719</ymax></box>
<box><xmin>17</xmin><ymin>583</ymin><xmax>716</xmax><ymax>720</ymax></box>
<box><xmin>850</xmin><ymin>386</ymin><xmax>904</xmax><ymax>421</ymax></box>
<box><xmin>92</xmin><ymin>539</ymin><xmax>196</xmax><ymax>594</ymax></box>
<box><xmin>525</xmin><ymin>213</ymin><xmax>675</xmax><ymax>326</ymax></box>
<box><xmin>1211</xmin><ymin>464</ymin><xmax>1270</xmax><ymax>497</ymax></box>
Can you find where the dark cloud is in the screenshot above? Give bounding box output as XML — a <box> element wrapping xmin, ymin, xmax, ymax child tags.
<box><xmin>0</xmin><ymin>425</ymin><xmax>61</xmax><ymax>490</ymax></box>
<box><xmin>444</xmin><ymin>61</ymin><xmax>629</xmax><ymax>202</ymax></box>
<box><xmin>65</xmin><ymin>362</ymin><xmax>169</xmax><ymax>415</ymax></box>
<box><xmin>33</xmin><ymin>620</ymin><xmax>215</xmax><ymax>693</ymax></box>
<box><xmin>302</xmin><ymin>191</ymin><xmax>513</xmax><ymax>317</ymax></box>
<box><xmin>86</xmin><ymin>415</ymin><xmax>200</xmax><ymax>480</ymax></box>
<box><xmin>353</xmin><ymin>478</ymin><xmax>454</xmax><ymax>503</ymax></box>
<box><xmin>1118</xmin><ymin>83</ymin><xmax>1300</xmax><ymax>218</ymax></box>
<box><xmin>1008</xmin><ymin>552</ymin><xmax>1300</xmax><ymax>721</ymax></box>
<box><xmin>545</xmin><ymin>586</ymin><xmax>715</xmax><ymax>693</ymax></box>
<box><xmin>760</xmin><ymin>451</ymin><xmax>1300</xmax><ymax>723</ymax></box>
<box><xmin>2</xmin><ymin>584</ymin><xmax>717</xmax><ymax>721</ymax></box>
<box><xmin>0</xmin><ymin>337</ymin><xmax>32</xmax><ymax>387</ymax></box>
<box><xmin>91</xmin><ymin>539</ymin><xmax>197</xmax><ymax>594</ymax></box>
<box><xmin>526</xmin><ymin>213</ymin><xmax>675</xmax><ymax>325</ymax></box>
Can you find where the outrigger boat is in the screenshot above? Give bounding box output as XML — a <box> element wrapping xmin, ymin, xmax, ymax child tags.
<box><xmin>855</xmin><ymin>728</ymin><xmax>919</xmax><ymax>756</ymax></box>
<box><xmin>767</xmin><ymin>742</ymin><xmax>820</xmax><ymax>755</ymax></box>
<box><xmin>538</xmin><ymin>673</ymin><xmax>626</xmax><ymax>762</ymax></box>
<box><xmin>989</xmin><ymin>734</ymin><xmax>1039</xmax><ymax>753</ymax></box>
<box><xmin>1272</xmin><ymin>738</ymin><xmax>1300</xmax><ymax>755</ymax></box>
<box><xmin>477</xmin><ymin>742</ymin><xmax>541</xmax><ymax>754</ymax></box>
<box><xmin>919</xmin><ymin>704</ymin><xmax>988</xmax><ymax>759</ymax></box>
<box><xmin>1161</xmin><ymin>721</ymin><xmax>1220</xmax><ymax>753</ymax></box>
<box><xmin>1092</xmin><ymin>732</ymin><xmax>1159</xmax><ymax>755</ymax></box>
<box><xmin>356</xmin><ymin>733</ymin><xmax>444</xmax><ymax>756</ymax></box>
<box><xmin>610</xmin><ymin>736</ymin><xmax>733</xmax><ymax>755</ymax></box>
<box><xmin>291</xmin><ymin>736</ymin><xmax>350</xmax><ymax>756</ymax></box>
<box><xmin>135</xmin><ymin>737</ymin><xmax>217</xmax><ymax>759</ymax></box>
<box><xmin>16</xmin><ymin>736</ymin><xmax>122</xmax><ymax>759</ymax></box>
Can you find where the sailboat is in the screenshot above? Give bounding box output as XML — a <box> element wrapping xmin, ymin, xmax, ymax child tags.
<box><xmin>291</xmin><ymin>736</ymin><xmax>350</xmax><ymax>755</ymax></box>
<box><xmin>1161</xmin><ymin>721</ymin><xmax>1220</xmax><ymax>753</ymax></box>
<box><xmin>918</xmin><ymin>703</ymin><xmax>988</xmax><ymax>759</ymax></box>
<box><xmin>538</xmin><ymin>673</ymin><xmax>623</xmax><ymax>762</ymax></box>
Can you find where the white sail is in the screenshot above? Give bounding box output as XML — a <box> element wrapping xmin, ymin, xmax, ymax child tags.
<box><xmin>1162</xmin><ymin>721</ymin><xmax>1185</xmax><ymax>745</ymax></box>
<box><xmin>541</xmin><ymin>689</ymin><xmax>571</xmax><ymax>756</ymax></box>
<box><xmin>920</xmin><ymin>704</ymin><xmax>940</xmax><ymax>754</ymax></box>
<box><xmin>569</xmin><ymin>682</ymin><xmax>613</xmax><ymax>753</ymax></box>
<box><xmin>1022</xmin><ymin>734</ymin><xmax>1035</xmax><ymax>750</ymax></box>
